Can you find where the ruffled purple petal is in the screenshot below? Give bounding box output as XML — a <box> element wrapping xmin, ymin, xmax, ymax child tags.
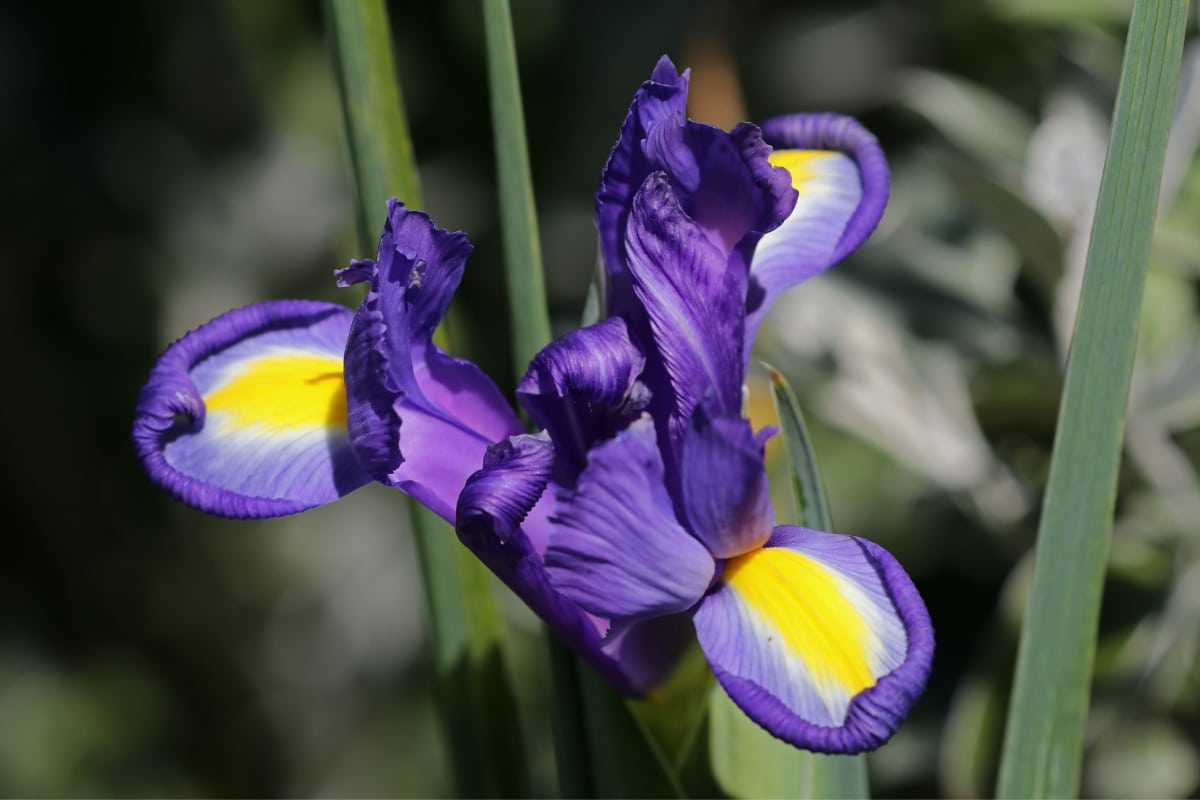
<box><xmin>746</xmin><ymin>114</ymin><xmax>890</xmax><ymax>355</ymax></box>
<box><xmin>457</xmin><ymin>431</ymin><xmax>556</xmax><ymax>551</ymax></box>
<box><xmin>643</xmin><ymin>117</ymin><xmax>795</xmax><ymax>261</ymax></box>
<box><xmin>625</xmin><ymin>172</ymin><xmax>746</xmax><ymax>454</ymax></box>
<box><xmin>132</xmin><ymin>300</ymin><xmax>369</xmax><ymax>518</ymax></box>
<box><xmin>456</xmin><ymin>431</ymin><xmax>650</xmax><ymax>695</ymax></box>
<box><xmin>339</xmin><ymin>200</ymin><xmax>522</xmax><ymax>522</ymax></box>
<box><xmin>545</xmin><ymin>416</ymin><xmax>715</xmax><ymax>621</ymax></box>
<box><xmin>680</xmin><ymin>404</ymin><xmax>773</xmax><ymax>558</ymax></box>
<box><xmin>516</xmin><ymin>317</ymin><xmax>648</xmax><ymax>484</ymax></box>
<box><xmin>693</xmin><ymin>526</ymin><xmax>934</xmax><ymax>754</ymax></box>
<box><xmin>597</xmin><ymin>55</ymin><xmax>690</xmax><ymax>316</ymax></box>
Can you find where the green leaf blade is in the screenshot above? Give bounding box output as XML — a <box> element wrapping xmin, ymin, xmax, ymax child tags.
<box><xmin>324</xmin><ymin>0</ymin><xmax>421</xmax><ymax>240</ymax></box>
<box><xmin>996</xmin><ymin>1</ymin><xmax>1190</xmax><ymax>797</ymax></box>
<box><xmin>482</xmin><ymin>0</ymin><xmax>552</xmax><ymax>378</ymax></box>
<box><xmin>323</xmin><ymin>2</ymin><xmax>527</xmax><ymax>795</ymax></box>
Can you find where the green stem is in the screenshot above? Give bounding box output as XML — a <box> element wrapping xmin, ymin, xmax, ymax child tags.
<box><xmin>482</xmin><ymin>0</ymin><xmax>552</xmax><ymax>378</ymax></box>
<box><xmin>324</xmin><ymin>1</ymin><xmax>527</xmax><ymax>795</ymax></box>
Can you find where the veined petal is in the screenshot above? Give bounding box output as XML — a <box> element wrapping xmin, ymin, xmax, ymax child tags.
<box><xmin>747</xmin><ymin>114</ymin><xmax>890</xmax><ymax>355</ymax></box>
<box><xmin>339</xmin><ymin>201</ymin><xmax>522</xmax><ymax>522</ymax></box>
<box><xmin>516</xmin><ymin>317</ymin><xmax>648</xmax><ymax>483</ymax></box>
<box><xmin>546</xmin><ymin>416</ymin><xmax>715</xmax><ymax>621</ymax></box>
<box><xmin>456</xmin><ymin>430</ymin><xmax>648</xmax><ymax>695</ymax></box>
<box><xmin>680</xmin><ymin>404</ymin><xmax>773</xmax><ymax>558</ymax></box>
<box><xmin>133</xmin><ymin>300</ymin><xmax>369</xmax><ymax>518</ymax></box>
<box><xmin>694</xmin><ymin>526</ymin><xmax>933</xmax><ymax>753</ymax></box>
<box><xmin>457</xmin><ymin>431</ymin><xmax>556</xmax><ymax>551</ymax></box>
<box><xmin>626</xmin><ymin>173</ymin><xmax>746</xmax><ymax>456</ymax></box>
<box><xmin>597</xmin><ymin>55</ymin><xmax>689</xmax><ymax>312</ymax></box>
<box><xmin>644</xmin><ymin>118</ymin><xmax>794</xmax><ymax>259</ymax></box>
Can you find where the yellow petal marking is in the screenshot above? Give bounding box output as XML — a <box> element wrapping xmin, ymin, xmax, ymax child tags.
<box><xmin>723</xmin><ymin>546</ymin><xmax>876</xmax><ymax>695</ymax></box>
<box><xmin>768</xmin><ymin>149</ymin><xmax>836</xmax><ymax>196</ymax></box>
<box><xmin>205</xmin><ymin>354</ymin><xmax>347</xmax><ymax>433</ymax></box>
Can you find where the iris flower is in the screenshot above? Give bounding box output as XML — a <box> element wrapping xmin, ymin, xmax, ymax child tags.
<box><xmin>134</xmin><ymin>57</ymin><xmax>932</xmax><ymax>753</ymax></box>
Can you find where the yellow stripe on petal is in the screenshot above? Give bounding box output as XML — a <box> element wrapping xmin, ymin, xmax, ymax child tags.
<box><xmin>205</xmin><ymin>353</ymin><xmax>347</xmax><ymax>433</ymax></box>
<box><xmin>768</xmin><ymin>149</ymin><xmax>840</xmax><ymax>196</ymax></box>
<box><xmin>723</xmin><ymin>546</ymin><xmax>875</xmax><ymax>696</ymax></box>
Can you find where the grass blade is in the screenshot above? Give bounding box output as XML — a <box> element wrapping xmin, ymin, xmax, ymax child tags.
<box><xmin>324</xmin><ymin>2</ymin><xmax>527</xmax><ymax>795</ymax></box>
<box><xmin>478</xmin><ymin>4</ymin><xmax>599</xmax><ymax>794</ymax></box>
<box><xmin>995</xmin><ymin>2</ymin><xmax>1189</xmax><ymax>797</ymax></box>
<box><xmin>324</xmin><ymin>0</ymin><xmax>421</xmax><ymax>236</ymax></box>
<box><xmin>482</xmin><ymin>0</ymin><xmax>552</xmax><ymax>377</ymax></box>
<box><xmin>412</xmin><ymin>504</ymin><xmax>528</xmax><ymax>797</ymax></box>
<box><xmin>705</xmin><ymin>366</ymin><xmax>871</xmax><ymax>799</ymax></box>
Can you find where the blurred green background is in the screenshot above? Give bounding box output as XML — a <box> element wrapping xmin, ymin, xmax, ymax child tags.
<box><xmin>2</xmin><ymin>0</ymin><xmax>1199</xmax><ymax>796</ymax></box>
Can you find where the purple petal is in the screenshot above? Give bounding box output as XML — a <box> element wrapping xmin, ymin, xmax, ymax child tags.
<box><xmin>457</xmin><ymin>431</ymin><xmax>556</xmax><ymax>552</ymax></box>
<box><xmin>693</xmin><ymin>526</ymin><xmax>934</xmax><ymax>753</ymax></box>
<box><xmin>516</xmin><ymin>317</ymin><xmax>648</xmax><ymax>483</ymax></box>
<box><xmin>746</xmin><ymin>114</ymin><xmax>890</xmax><ymax>355</ymax></box>
<box><xmin>680</xmin><ymin>405</ymin><xmax>773</xmax><ymax>558</ymax></box>
<box><xmin>132</xmin><ymin>300</ymin><xmax>369</xmax><ymax>518</ymax></box>
<box><xmin>643</xmin><ymin>118</ymin><xmax>795</xmax><ymax>260</ymax></box>
<box><xmin>456</xmin><ymin>432</ymin><xmax>651</xmax><ymax>695</ymax></box>
<box><xmin>339</xmin><ymin>200</ymin><xmax>522</xmax><ymax>522</ymax></box>
<box><xmin>596</xmin><ymin>55</ymin><xmax>690</xmax><ymax>315</ymax></box>
<box><xmin>545</xmin><ymin>416</ymin><xmax>715</xmax><ymax>621</ymax></box>
<box><xmin>626</xmin><ymin>172</ymin><xmax>746</xmax><ymax>450</ymax></box>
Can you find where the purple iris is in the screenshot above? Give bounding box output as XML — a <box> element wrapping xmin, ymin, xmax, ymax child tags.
<box><xmin>133</xmin><ymin>56</ymin><xmax>932</xmax><ymax>753</ymax></box>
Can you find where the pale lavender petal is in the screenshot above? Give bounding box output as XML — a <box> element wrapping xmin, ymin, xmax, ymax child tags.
<box><xmin>132</xmin><ymin>300</ymin><xmax>368</xmax><ymax>518</ymax></box>
<box><xmin>680</xmin><ymin>404</ymin><xmax>773</xmax><ymax>558</ymax></box>
<box><xmin>546</xmin><ymin>416</ymin><xmax>715</xmax><ymax>621</ymax></box>
<box><xmin>694</xmin><ymin>526</ymin><xmax>934</xmax><ymax>754</ymax></box>
<box><xmin>746</xmin><ymin>114</ymin><xmax>890</xmax><ymax>356</ymax></box>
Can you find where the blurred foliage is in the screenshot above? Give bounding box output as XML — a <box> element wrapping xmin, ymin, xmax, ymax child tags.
<box><xmin>1</xmin><ymin>0</ymin><xmax>1198</xmax><ymax>797</ymax></box>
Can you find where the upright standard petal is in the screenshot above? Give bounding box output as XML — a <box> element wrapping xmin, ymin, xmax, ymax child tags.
<box><xmin>746</xmin><ymin>114</ymin><xmax>890</xmax><ymax>354</ymax></box>
<box><xmin>338</xmin><ymin>201</ymin><xmax>523</xmax><ymax>522</ymax></box>
<box><xmin>516</xmin><ymin>316</ymin><xmax>648</xmax><ymax>483</ymax></box>
<box><xmin>597</xmin><ymin>55</ymin><xmax>690</xmax><ymax>310</ymax></box>
<box><xmin>625</xmin><ymin>172</ymin><xmax>746</xmax><ymax>452</ymax></box>
<box><xmin>545</xmin><ymin>416</ymin><xmax>715</xmax><ymax>621</ymax></box>
<box><xmin>643</xmin><ymin>117</ymin><xmax>795</xmax><ymax>263</ymax></box>
<box><xmin>680</xmin><ymin>404</ymin><xmax>774</xmax><ymax>558</ymax></box>
<box><xmin>693</xmin><ymin>526</ymin><xmax>934</xmax><ymax>753</ymax></box>
<box><xmin>133</xmin><ymin>300</ymin><xmax>369</xmax><ymax>518</ymax></box>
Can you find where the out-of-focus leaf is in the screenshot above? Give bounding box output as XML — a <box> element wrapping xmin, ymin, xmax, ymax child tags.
<box><xmin>893</xmin><ymin>69</ymin><xmax>1034</xmax><ymax>168</ymax></box>
<box><xmin>989</xmin><ymin>0</ymin><xmax>1136</xmax><ymax>26</ymax></box>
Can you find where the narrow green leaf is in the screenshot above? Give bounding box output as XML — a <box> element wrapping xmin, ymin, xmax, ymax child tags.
<box><xmin>323</xmin><ymin>2</ymin><xmax>527</xmax><ymax>795</ymax></box>
<box><xmin>475</xmin><ymin>4</ymin><xmax>600</xmax><ymax>796</ymax></box>
<box><xmin>412</xmin><ymin>505</ymin><xmax>528</xmax><ymax>797</ymax></box>
<box><xmin>578</xmin><ymin>668</ymin><xmax>686</xmax><ymax>799</ymax></box>
<box><xmin>706</xmin><ymin>365</ymin><xmax>873</xmax><ymax>799</ymax></box>
<box><xmin>324</xmin><ymin>0</ymin><xmax>421</xmax><ymax>239</ymax></box>
<box><xmin>482</xmin><ymin>0</ymin><xmax>552</xmax><ymax>377</ymax></box>
<box><xmin>768</xmin><ymin>366</ymin><xmax>834</xmax><ymax>533</ymax></box>
<box><xmin>996</xmin><ymin>2</ymin><xmax>1189</xmax><ymax>797</ymax></box>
